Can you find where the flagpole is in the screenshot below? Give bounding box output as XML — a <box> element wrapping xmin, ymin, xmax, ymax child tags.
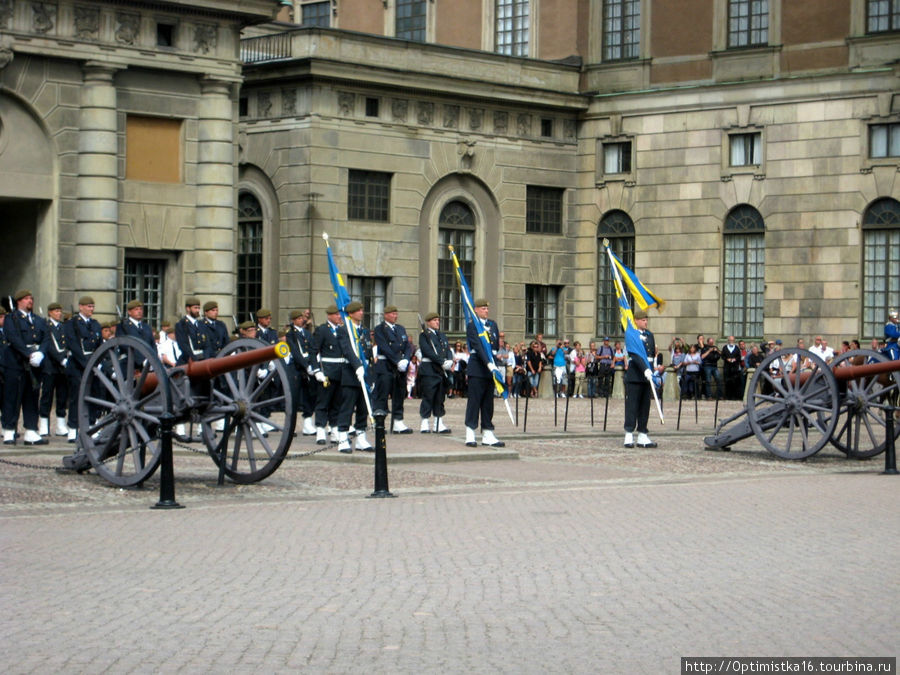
<box><xmin>603</xmin><ymin>239</ymin><xmax>664</xmax><ymax>425</ymax></box>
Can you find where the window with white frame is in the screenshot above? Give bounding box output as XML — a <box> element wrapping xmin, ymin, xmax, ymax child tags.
<box><xmin>597</xmin><ymin>211</ymin><xmax>635</xmax><ymax>339</ymax></box>
<box><xmin>495</xmin><ymin>0</ymin><xmax>529</xmax><ymax>56</ymax></box>
<box><xmin>728</xmin><ymin>0</ymin><xmax>768</xmax><ymax>48</ymax></box>
<box><xmin>603</xmin><ymin>0</ymin><xmax>641</xmax><ymax>61</ymax></box>
<box><xmin>396</xmin><ymin>0</ymin><xmax>426</xmax><ymax>41</ymax></box>
<box><xmin>348</xmin><ymin>277</ymin><xmax>389</xmax><ymax>321</ymax></box>
<box><xmin>723</xmin><ymin>205</ymin><xmax>765</xmax><ymax>339</ymax></box>
<box><xmin>438</xmin><ymin>201</ymin><xmax>476</xmax><ymax>334</ymax></box>
<box><xmin>526</xmin><ymin>285</ymin><xmax>562</xmax><ymax>338</ymax></box>
<box><xmin>604</xmin><ymin>141</ymin><xmax>633</xmax><ymax>174</ymax></box>
<box><xmin>301</xmin><ymin>1</ymin><xmax>330</xmax><ymax>27</ymax></box>
<box><xmin>730</xmin><ymin>132</ymin><xmax>762</xmax><ymax>166</ymax></box>
<box><xmin>869</xmin><ymin>122</ymin><xmax>900</xmax><ymax>159</ymax></box>
<box><xmin>862</xmin><ymin>198</ymin><xmax>900</xmax><ymax>339</ymax></box>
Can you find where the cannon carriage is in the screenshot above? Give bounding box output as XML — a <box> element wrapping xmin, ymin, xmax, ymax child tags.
<box><xmin>62</xmin><ymin>336</ymin><xmax>296</xmax><ymax>487</ymax></box>
<box><xmin>704</xmin><ymin>348</ymin><xmax>900</xmax><ymax>459</ymax></box>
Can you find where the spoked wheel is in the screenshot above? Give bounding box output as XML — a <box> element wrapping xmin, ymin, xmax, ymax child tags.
<box><xmin>824</xmin><ymin>350</ymin><xmax>900</xmax><ymax>459</ymax></box>
<box><xmin>200</xmin><ymin>338</ymin><xmax>295</xmax><ymax>483</ymax></box>
<box><xmin>747</xmin><ymin>348</ymin><xmax>839</xmax><ymax>459</ymax></box>
<box><xmin>78</xmin><ymin>336</ymin><xmax>170</xmax><ymax>487</ymax></box>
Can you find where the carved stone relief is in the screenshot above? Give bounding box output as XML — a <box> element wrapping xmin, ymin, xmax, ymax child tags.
<box><xmin>281</xmin><ymin>88</ymin><xmax>296</xmax><ymax>116</ymax></box>
<box><xmin>468</xmin><ymin>108</ymin><xmax>483</xmax><ymax>131</ymax></box>
<box><xmin>494</xmin><ymin>111</ymin><xmax>508</xmax><ymax>135</ymax></box>
<box><xmin>391</xmin><ymin>98</ymin><xmax>408</xmax><ymax>122</ymax></box>
<box><xmin>417</xmin><ymin>101</ymin><xmax>433</xmax><ymax>126</ymax></box>
<box><xmin>563</xmin><ymin>119</ymin><xmax>576</xmax><ymax>140</ymax></box>
<box><xmin>73</xmin><ymin>5</ymin><xmax>99</xmax><ymax>40</ymax></box>
<box><xmin>115</xmin><ymin>12</ymin><xmax>139</xmax><ymax>46</ymax></box>
<box><xmin>443</xmin><ymin>105</ymin><xmax>459</xmax><ymax>129</ymax></box>
<box><xmin>516</xmin><ymin>113</ymin><xmax>531</xmax><ymax>137</ymax></box>
<box><xmin>258</xmin><ymin>91</ymin><xmax>271</xmax><ymax>117</ymax></box>
<box><xmin>337</xmin><ymin>92</ymin><xmax>354</xmax><ymax>116</ymax></box>
<box><xmin>32</xmin><ymin>2</ymin><xmax>55</xmax><ymax>34</ymax></box>
<box><xmin>194</xmin><ymin>23</ymin><xmax>217</xmax><ymax>54</ymax></box>
<box><xmin>0</xmin><ymin>0</ymin><xmax>13</xmax><ymax>29</ymax></box>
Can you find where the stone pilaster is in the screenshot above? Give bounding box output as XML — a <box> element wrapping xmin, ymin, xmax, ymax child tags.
<box><xmin>75</xmin><ymin>62</ymin><xmax>119</xmax><ymax>313</ymax></box>
<box><xmin>195</xmin><ymin>77</ymin><xmax>236</xmax><ymax>314</ymax></box>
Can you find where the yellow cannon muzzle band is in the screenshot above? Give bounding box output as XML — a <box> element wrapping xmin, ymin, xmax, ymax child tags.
<box><xmin>275</xmin><ymin>342</ymin><xmax>290</xmax><ymax>359</ymax></box>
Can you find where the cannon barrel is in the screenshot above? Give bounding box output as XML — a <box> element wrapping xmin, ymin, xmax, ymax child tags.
<box><xmin>831</xmin><ymin>358</ymin><xmax>900</xmax><ymax>381</ymax></box>
<box><xmin>140</xmin><ymin>342</ymin><xmax>289</xmax><ymax>396</ymax></box>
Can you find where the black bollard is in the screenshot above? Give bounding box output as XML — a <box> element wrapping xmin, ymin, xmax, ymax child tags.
<box><xmin>563</xmin><ymin>391</ymin><xmax>570</xmax><ymax>431</ymax></box>
<box><xmin>883</xmin><ymin>410</ymin><xmax>898</xmax><ymax>475</ymax></box>
<box><xmin>590</xmin><ymin>393</ymin><xmax>594</xmax><ymax>428</ymax></box>
<box><xmin>553</xmin><ymin>388</ymin><xmax>558</xmax><ymax>427</ymax></box>
<box><xmin>152</xmin><ymin>412</ymin><xmax>184</xmax><ymax>510</ymax></box>
<box><xmin>369</xmin><ymin>411</ymin><xmax>396</xmax><ymax>498</ymax></box>
<box><xmin>515</xmin><ymin>392</ymin><xmax>519</xmax><ymax>427</ymax></box>
<box><xmin>714</xmin><ymin>397</ymin><xmax>720</xmax><ymax>428</ymax></box>
<box><xmin>603</xmin><ymin>393</ymin><xmax>609</xmax><ymax>431</ymax></box>
<box><xmin>676</xmin><ymin>393</ymin><xmax>683</xmax><ymax>431</ymax></box>
<box><xmin>523</xmin><ymin>394</ymin><xmax>529</xmax><ymax>434</ymax></box>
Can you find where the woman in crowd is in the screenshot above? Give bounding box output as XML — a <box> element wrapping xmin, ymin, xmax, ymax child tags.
<box><xmin>678</xmin><ymin>343</ymin><xmax>702</xmax><ymax>398</ymax></box>
<box><xmin>613</xmin><ymin>341</ymin><xmax>627</xmax><ymax>370</ymax></box>
<box><xmin>526</xmin><ymin>340</ymin><xmax>543</xmax><ymax>398</ymax></box>
<box><xmin>571</xmin><ymin>342</ymin><xmax>587</xmax><ymax>398</ymax></box>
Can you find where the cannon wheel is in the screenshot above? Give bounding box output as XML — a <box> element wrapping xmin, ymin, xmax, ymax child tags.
<box><xmin>824</xmin><ymin>349</ymin><xmax>900</xmax><ymax>459</ymax></box>
<box><xmin>746</xmin><ymin>348</ymin><xmax>839</xmax><ymax>459</ymax></box>
<box><xmin>78</xmin><ymin>336</ymin><xmax>171</xmax><ymax>487</ymax></box>
<box><xmin>199</xmin><ymin>338</ymin><xmax>296</xmax><ymax>483</ymax></box>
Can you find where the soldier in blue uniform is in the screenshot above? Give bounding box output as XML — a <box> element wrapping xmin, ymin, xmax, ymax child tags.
<box><xmin>63</xmin><ymin>296</ymin><xmax>102</xmax><ymax>443</ymax></box>
<box><xmin>0</xmin><ymin>307</ymin><xmax>7</xmax><ymax>402</ymax></box>
<box><xmin>202</xmin><ymin>301</ymin><xmax>229</xmax><ymax>356</ymax></box>
<box><xmin>623</xmin><ymin>308</ymin><xmax>658</xmax><ymax>449</ymax></box>
<box><xmin>335</xmin><ymin>301</ymin><xmax>374</xmax><ymax>453</ymax></box>
<box><xmin>38</xmin><ymin>302</ymin><xmax>69</xmax><ymax>437</ymax></box>
<box><xmin>118</xmin><ymin>299</ymin><xmax>154</xmax><ymax>347</ymax></box>
<box><xmin>464</xmin><ymin>298</ymin><xmax>505</xmax><ymax>448</ymax></box>
<box><xmin>372</xmin><ymin>305</ymin><xmax>414</xmax><ymax>434</ymax></box>
<box><xmin>255</xmin><ymin>308</ymin><xmax>278</xmax><ymax>345</ymax></box>
<box><xmin>309</xmin><ymin>305</ymin><xmax>344</xmax><ymax>445</ymax></box>
<box><xmin>418</xmin><ymin>311</ymin><xmax>453</xmax><ymax>434</ymax></box>
<box><xmin>885</xmin><ymin>308</ymin><xmax>899</xmax><ymax>361</ymax></box>
<box><xmin>2</xmin><ymin>290</ymin><xmax>48</xmax><ymax>445</ymax></box>
<box><xmin>175</xmin><ymin>297</ymin><xmax>209</xmax><ymax>365</ymax></box>
<box><xmin>285</xmin><ymin>308</ymin><xmax>317</xmax><ymax>436</ymax></box>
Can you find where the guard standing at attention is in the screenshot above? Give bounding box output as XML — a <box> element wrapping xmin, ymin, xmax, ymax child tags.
<box><xmin>255</xmin><ymin>308</ymin><xmax>278</xmax><ymax>345</ymax></box>
<box><xmin>418</xmin><ymin>311</ymin><xmax>453</xmax><ymax>434</ymax></box>
<box><xmin>464</xmin><ymin>298</ymin><xmax>505</xmax><ymax>448</ymax></box>
<box><xmin>118</xmin><ymin>299</ymin><xmax>154</xmax><ymax>347</ymax></box>
<box><xmin>39</xmin><ymin>302</ymin><xmax>69</xmax><ymax>437</ymax></box>
<box><xmin>202</xmin><ymin>301</ymin><xmax>229</xmax><ymax>356</ymax></box>
<box><xmin>63</xmin><ymin>296</ymin><xmax>102</xmax><ymax>443</ymax></box>
<box><xmin>285</xmin><ymin>309</ymin><xmax>317</xmax><ymax>436</ymax></box>
<box><xmin>309</xmin><ymin>305</ymin><xmax>344</xmax><ymax>445</ymax></box>
<box><xmin>335</xmin><ymin>301</ymin><xmax>374</xmax><ymax>453</ymax></box>
<box><xmin>2</xmin><ymin>290</ymin><xmax>48</xmax><ymax>445</ymax></box>
<box><xmin>623</xmin><ymin>308</ymin><xmax>658</xmax><ymax>449</ymax></box>
<box><xmin>175</xmin><ymin>297</ymin><xmax>209</xmax><ymax>365</ymax></box>
<box><xmin>372</xmin><ymin>305</ymin><xmax>413</xmax><ymax>433</ymax></box>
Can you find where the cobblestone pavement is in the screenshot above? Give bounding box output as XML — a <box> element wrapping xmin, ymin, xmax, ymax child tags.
<box><xmin>1</xmin><ymin>398</ymin><xmax>896</xmax><ymax>673</ymax></box>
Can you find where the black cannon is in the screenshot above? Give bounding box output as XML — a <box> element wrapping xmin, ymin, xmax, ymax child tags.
<box><xmin>62</xmin><ymin>336</ymin><xmax>295</xmax><ymax>486</ymax></box>
<box><xmin>704</xmin><ymin>348</ymin><xmax>900</xmax><ymax>459</ymax></box>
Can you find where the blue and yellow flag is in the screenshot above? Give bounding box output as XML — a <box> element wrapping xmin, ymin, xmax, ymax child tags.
<box><xmin>448</xmin><ymin>246</ymin><xmax>507</xmax><ymax>400</ymax></box>
<box><xmin>608</xmin><ymin>249</ymin><xmax>665</xmax><ymax>315</ymax></box>
<box><xmin>324</xmin><ymin>234</ymin><xmax>372</xmax><ymax>390</ymax></box>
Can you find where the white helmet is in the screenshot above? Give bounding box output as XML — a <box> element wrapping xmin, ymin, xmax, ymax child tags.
<box><xmin>889</xmin><ymin>308</ymin><xmax>899</xmax><ymax>322</ymax></box>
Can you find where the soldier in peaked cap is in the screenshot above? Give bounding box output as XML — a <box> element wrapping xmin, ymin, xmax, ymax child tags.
<box><xmin>62</xmin><ymin>296</ymin><xmax>102</xmax><ymax>442</ymax></box>
<box><xmin>623</xmin><ymin>307</ymin><xmax>658</xmax><ymax>449</ymax></box>
<box><xmin>334</xmin><ymin>301</ymin><xmax>374</xmax><ymax>453</ymax></box>
<box><xmin>175</xmin><ymin>297</ymin><xmax>209</xmax><ymax>365</ymax></box>
<box><xmin>309</xmin><ymin>305</ymin><xmax>344</xmax><ymax>445</ymax></box>
<box><xmin>285</xmin><ymin>308</ymin><xmax>317</xmax><ymax>435</ymax></box>
<box><xmin>372</xmin><ymin>304</ymin><xmax>414</xmax><ymax>434</ymax></box>
<box><xmin>418</xmin><ymin>311</ymin><xmax>454</xmax><ymax>434</ymax></box>
<box><xmin>255</xmin><ymin>308</ymin><xmax>278</xmax><ymax>345</ymax></box>
<box><xmin>464</xmin><ymin>298</ymin><xmax>505</xmax><ymax>448</ymax></box>
<box><xmin>202</xmin><ymin>300</ymin><xmax>229</xmax><ymax>356</ymax></box>
<box><xmin>0</xmin><ymin>307</ymin><xmax>7</xmax><ymax>403</ymax></box>
<box><xmin>2</xmin><ymin>290</ymin><xmax>48</xmax><ymax>446</ymax></box>
<box><xmin>39</xmin><ymin>302</ymin><xmax>70</xmax><ymax>437</ymax></box>
<box><xmin>118</xmin><ymin>299</ymin><xmax>154</xmax><ymax>348</ymax></box>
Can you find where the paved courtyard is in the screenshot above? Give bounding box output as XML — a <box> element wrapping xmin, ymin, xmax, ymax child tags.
<box><xmin>1</xmin><ymin>397</ymin><xmax>896</xmax><ymax>673</ymax></box>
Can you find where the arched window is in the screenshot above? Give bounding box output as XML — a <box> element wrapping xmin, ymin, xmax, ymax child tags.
<box><xmin>438</xmin><ymin>201</ymin><xmax>476</xmax><ymax>333</ymax></box>
<box><xmin>862</xmin><ymin>197</ymin><xmax>900</xmax><ymax>338</ymax></box>
<box><xmin>237</xmin><ymin>191</ymin><xmax>263</xmax><ymax>321</ymax></box>
<box><xmin>723</xmin><ymin>205</ymin><xmax>765</xmax><ymax>338</ymax></box>
<box><xmin>597</xmin><ymin>211</ymin><xmax>635</xmax><ymax>337</ymax></box>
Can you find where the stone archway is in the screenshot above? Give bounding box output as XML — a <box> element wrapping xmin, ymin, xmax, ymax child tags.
<box><xmin>418</xmin><ymin>173</ymin><xmax>502</xmax><ymax>320</ymax></box>
<box><xmin>0</xmin><ymin>92</ymin><xmax>55</xmax><ymax>306</ymax></box>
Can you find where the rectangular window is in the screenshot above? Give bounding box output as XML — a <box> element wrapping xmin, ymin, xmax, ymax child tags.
<box><xmin>603</xmin><ymin>141</ymin><xmax>632</xmax><ymax>174</ymax></box>
<box><xmin>396</xmin><ymin>0</ymin><xmax>427</xmax><ymax>41</ymax></box>
<box><xmin>348</xmin><ymin>277</ymin><xmax>389</xmax><ymax>321</ymax></box>
<box><xmin>869</xmin><ymin>123</ymin><xmax>900</xmax><ymax>158</ymax></box>
<box><xmin>365</xmin><ymin>97</ymin><xmax>379</xmax><ymax>117</ymax></box>
<box><xmin>867</xmin><ymin>0</ymin><xmax>900</xmax><ymax>33</ymax></box>
<box><xmin>603</xmin><ymin>0</ymin><xmax>641</xmax><ymax>61</ymax></box>
<box><xmin>495</xmin><ymin>0</ymin><xmax>530</xmax><ymax>56</ymax></box>
<box><xmin>728</xmin><ymin>0</ymin><xmax>768</xmax><ymax>48</ymax></box>
<box><xmin>723</xmin><ymin>233</ymin><xmax>765</xmax><ymax>338</ymax></box>
<box><xmin>123</xmin><ymin>258</ymin><xmax>165</xmax><ymax>329</ymax></box>
<box><xmin>526</xmin><ymin>186</ymin><xmax>563</xmax><ymax>234</ymax></box>
<box><xmin>125</xmin><ymin>116</ymin><xmax>182</xmax><ymax>183</ymax></box>
<box><xmin>438</xmin><ymin>229</ymin><xmax>474</xmax><ymax>334</ymax></box>
<box><xmin>863</xmin><ymin>228</ymin><xmax>900</xmax><ymax>338</ymax></box>
<box><xmin>526</xmin><ymin>285</ymin><xmax>561</xmax><ymax>338</ymax></box>
<box><xmin>540</xmin><ymin>118</ymin><xmax>553</xmax><ymax>138</ymax></box>
<box><xmin>237</xmin><ymin>220</ymin><xmax>263</xmax><ymax>323</ymax></box>
<box><xmin>156</xmin><ymin>22</ymin><xmax>175</xmax><ymax>47</ymax></box>
<box><xmin>301</xmin><ymin>1</ymin><xmax>331</xmax><ymax>27</ymax></box>
<box><xmin>348</xmin><ymin>170</ymin><xmax>391</xmax><ymax>222</ymax></box>
<box><xmin>730</xmin><ymin>132</ymin><xmax>762</xmax><ymax>166</ymax></box>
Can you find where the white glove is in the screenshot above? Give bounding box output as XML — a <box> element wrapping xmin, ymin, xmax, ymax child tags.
<box><xmin>257</xmin><ymin>366</ymin><xmax>269</xmax><ymax>381</ymax></box>
<box><xmin>488</xmin><ymin>362</ymin><xmax>500</xmax><ymax>375</ymax></box>
<box><xmin>397</xmin><ymin>359</ymin><xmax>409</xmax><ymax>373</ymax></box>
<box><xmin>62</xmin><ymin>358</ymin><xmax>68</xmax><ymax>368</ymax></box>
<box><xmin>643</xmin><ymin>368</ymin><xmax>653</xmax><ymax>383</ymax></box>
<box><xmin>355</xmin><ymin>366</ymin><xmax>366</xmax><ymax>382</ymax></box>
<box><xmin>307</xmin><ymin>365</ymin><xmax>315</xmax><ymax>376</ymax></box>
<box><xmin>442</xmin><ymin>359</ymin><xmax>453</xmax><ymax>371</ymax></box>
<box><xmin>314</xmin><ymin>371</ymin><xmax>327</xmax><ymax>383</ymax></box>
<box><xmin>29</xmin><ymin>351</ymin><xmax>44</xmax><ymax>368</ymax></box>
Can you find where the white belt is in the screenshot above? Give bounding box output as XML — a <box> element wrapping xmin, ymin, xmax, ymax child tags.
<box><xmin>420</xmin><ymin>357</ymin><xmax>433</xmax><ymax>363</ymax></box>
<box><xmin>191</xmin><ymin>348</ymin><xmax>204</xmax><ymax>355</ymax></box>
<box><xmin>321</xmin><ymin>357</ymin><xmax>346</xmax><ymax>363</ymax></box>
